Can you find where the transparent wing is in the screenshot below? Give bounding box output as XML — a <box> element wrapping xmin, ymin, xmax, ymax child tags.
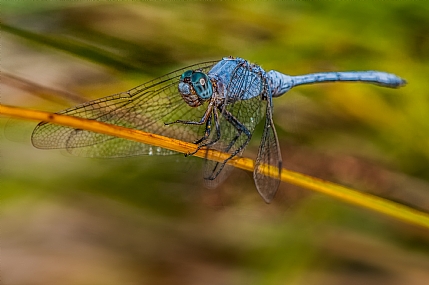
<box><xmin>204</xmin><ymin>63</ymin><xmax>266</xmax><ymax>188</ymax></box>
<box><xmin>254</xmin><ymin>94</ymin><xmax>282</xmax><ymax>203</ymax></box>
<box><xmin>32</xmin><ymin>61</ymin><xmax>218</xmax><ymax>157</ymax></box>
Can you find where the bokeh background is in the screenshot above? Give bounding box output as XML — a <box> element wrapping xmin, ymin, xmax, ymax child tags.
<box><xmin>2</xmin><ymin>1</ymin><xmax>429</xmax><ymax>284</ymax></box>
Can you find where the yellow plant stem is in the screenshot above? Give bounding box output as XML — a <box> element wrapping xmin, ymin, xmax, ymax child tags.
<box><xmin>2</xmin><ymin>103</ymin><xmax>429</xmax><ymax>229</ymax></box>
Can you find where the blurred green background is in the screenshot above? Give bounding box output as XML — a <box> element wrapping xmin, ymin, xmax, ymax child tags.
<box><xmin>2</xmin><ymin>1</ymin><xmax>429</xmax><ymax>284</ymax></box>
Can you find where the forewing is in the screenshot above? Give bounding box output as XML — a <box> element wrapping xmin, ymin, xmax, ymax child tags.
<box><xmin>32</xmin><ymin>61</ymin><xmax>218</xmax><ymax>157</ymax></box>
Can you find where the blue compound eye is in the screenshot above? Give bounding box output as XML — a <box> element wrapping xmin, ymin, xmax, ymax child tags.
<box><xmin>180</xmin><ymin>70</ymin><xmax>193</xmax><ymax>82</ymax></box>
<box><xmin>190</xmin><ymin>72</ymin><xmax>213</xmax><ymax>99</ymax></box>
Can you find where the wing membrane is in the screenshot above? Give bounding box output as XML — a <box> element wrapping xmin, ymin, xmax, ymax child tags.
<box><xmin>204</xmin><ymin>62</ymin><xmax>266</xmax><ymax>188</ymax></box>
<box><xmin>32</xmin><ymin>61</ymin><xmax>218</xmax><ymax>157</ymax></box>
<box><xmin>254</xmin><ymin>95</ymin><xmax>282</xmax><ymax>203</ymax></box>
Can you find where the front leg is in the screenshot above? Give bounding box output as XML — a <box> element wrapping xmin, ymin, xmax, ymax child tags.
<box><xmin>188</xmin><ymin>106</ymin><xmax>222</xmax><ymax>156</ymax></box>
<box><xmin>164</xmin><ymin>104</ymin><xmax>213</xmax><ymax>126</ymax></box>
<box><xmin>206</xmin><ymin>108</ymin><xmax>252</xmax><ymax>180</ymax></box>
<box><xmin>164</xmin><ymin>102</ymin><xmax>214</xmax><ymax>155</ymax></box>
<box><xmin>195</xmin><ymin>106</ymin><xmax>222</xmax><ymax>148</ymax></box>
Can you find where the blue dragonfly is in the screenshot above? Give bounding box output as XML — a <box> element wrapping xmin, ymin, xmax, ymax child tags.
<box><xmin>32</xmin><ymin>57</ymin><xmax>406</xmax><ymax>203</ymax></box>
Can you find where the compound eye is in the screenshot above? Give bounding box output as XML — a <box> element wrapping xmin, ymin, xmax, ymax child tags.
<box><xmin>190</xmin><ymin>72</ymin><xmax>205</xmax><ymax>84</ymax></box>
<box><xmin>190</xmin><ymin>72</ymin><xmax>213</xmax><ymax>100</ymax></box>
<box><xmin>180</xmin><ymin>70</ymin><xmax>193</xmax><ymax>82</ymax></box>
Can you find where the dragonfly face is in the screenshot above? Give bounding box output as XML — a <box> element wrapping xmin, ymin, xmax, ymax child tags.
<box><xmin>178</xmin><ymin>70</ymin><xmax>213</xmax><ymax>107</ymax></box>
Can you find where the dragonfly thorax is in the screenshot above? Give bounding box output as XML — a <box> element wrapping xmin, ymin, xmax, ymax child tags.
<box><xmin>178</xmin><ymin>70</ymin><xmax>214</xmax><ymax>107</ymax></box>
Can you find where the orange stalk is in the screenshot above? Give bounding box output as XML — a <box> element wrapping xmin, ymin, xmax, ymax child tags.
<box><xmin>2</xmin><ymin>103</ymin><xmax>429</xmax><ymax>229</ymax></box>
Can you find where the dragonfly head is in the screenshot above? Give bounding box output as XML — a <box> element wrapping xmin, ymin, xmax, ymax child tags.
<box><xmin>178</xmin><ymin>70</ymin><xmax>213</xmax><ymax>107</ymax></box>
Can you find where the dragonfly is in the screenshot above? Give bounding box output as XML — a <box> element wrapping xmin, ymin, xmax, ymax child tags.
<box><xmin>32</xmin><ymin>56</ymin><xmax>406</xmax><ymax>203</ymax></box>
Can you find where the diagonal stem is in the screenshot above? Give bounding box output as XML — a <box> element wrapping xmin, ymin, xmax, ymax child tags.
<box><xmin>2</xmin><ymin>103</ymin><xmax>429</xmax><ymax>230</ymax></box>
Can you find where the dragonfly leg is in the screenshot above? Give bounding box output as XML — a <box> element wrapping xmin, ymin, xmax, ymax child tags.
<box><xmin>206</xmin><ymin>108</ymin><xmax>252</xmax><ymax>180</ymax></box>
<box><xmin>185</xmin><ymin>113</ymin><xmax>213</xmax><ymax>157</ymax></box>
<box><xmin>188</xmin><ymin>106</ymin><xmax>222</xmax><ymax>155</ymax></box>
<box><xmin>164</xmin><ymin>102</ymin><xmax>214</xmax><ymax>155</ymax></box>
<box><xmin>164</xmin><ymin>99</ymin><xmax>214</xmax><ymax>126</ymax></box>
<box><xmin>193</xmin><ymin>112</ymin><xmax>212</xmax><ymax>145</ymax></box>
<box><xmin>195</xmin><ymin>108</ymin><xmax>220</xmax><ymax>149</ymax></box>
<box><xmin>164</xmin><ymin>113</ymin><xmax>210</xmax><ymax>126</ymax></box>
